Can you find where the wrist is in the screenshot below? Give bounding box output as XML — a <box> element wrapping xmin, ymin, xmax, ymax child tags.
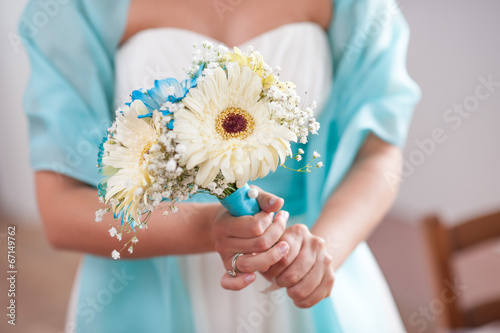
<box><xmin>311</xmin><ymin>220</ymin><xmax>351</xmax><ymax>272</ymax></box>
<box><xmin>174</xmin><ymin>202</ymin><xmax>221</xmax><ymax>253</ymax></box>
<box><xmin>205</xmin><ymin>202</ymin><xmax>223</xmax><ymax>252</ymax></box>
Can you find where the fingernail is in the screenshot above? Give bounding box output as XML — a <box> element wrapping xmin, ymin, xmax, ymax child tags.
<box><xmin>268</xmin><ymin>197</ymin><xmax>277</xmax><ymax>206</ymax></box>
<box><xmin>282</xmin><ymin>211</ymin><xmax>289</xmax><ymax>220</ymax></box>
<box><xmin>245</xmin><ymin>274</ymin><xmax>256</xmax><ymax>284</ymax></box>
<box><xmin>279</xmin><ymin>242</ymin><xmax>289</xmax><ymax>255</ymax></box>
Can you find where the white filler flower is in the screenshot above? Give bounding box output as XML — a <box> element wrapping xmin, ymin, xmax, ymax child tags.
<box><xmin>111</xmin><ymin>250</ymin><xmax>120</xmax><ymax>260</ymax></box>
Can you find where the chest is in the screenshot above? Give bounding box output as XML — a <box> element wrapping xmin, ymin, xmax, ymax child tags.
<box><xmin>122</xmin><ymin>0</ymin><xmax>332</xmax><ymax>46</ymax></box>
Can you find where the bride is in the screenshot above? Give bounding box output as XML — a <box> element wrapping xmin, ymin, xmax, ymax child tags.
<box><xmin>20</xmin><ymin>0</ymin><xmax>420</xmax><ymax>332</ymax></box>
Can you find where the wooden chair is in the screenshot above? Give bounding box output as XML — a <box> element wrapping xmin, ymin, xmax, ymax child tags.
<box><xmin>422</xmin><ymin>212</ymin><xmax>500</xmax><ymax>330</ymax></box>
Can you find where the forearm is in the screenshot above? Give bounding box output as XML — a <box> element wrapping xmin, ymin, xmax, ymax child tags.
<box><xmin>36</xmin><ymin>171</ymin><xmax>218</xmax><ymax>258</ymax></box>
<box><xmin>311</xmin><ymin>134</ymin><xmax>402</xmax><ymax>270</ymax></box>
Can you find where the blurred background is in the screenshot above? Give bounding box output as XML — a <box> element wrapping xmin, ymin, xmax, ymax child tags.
<box><xmin>1</xmin><ymin>0</ymin><xmax>499</xmax><ymax>332</ymax></box>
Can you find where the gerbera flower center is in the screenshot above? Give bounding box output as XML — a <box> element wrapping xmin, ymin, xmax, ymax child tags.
<box><xmin>139</xmin><ymin>142</ymin><xmax>153</xmax><ymax>166</ymax></box>
<box><xmin>216</xmin><ymin>107</ymin><xmax>255</xmax><ymax>140</ymax></box>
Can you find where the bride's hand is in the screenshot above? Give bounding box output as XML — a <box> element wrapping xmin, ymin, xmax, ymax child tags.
<box><xmin>261</xmin><ymin>224</ymin><xmax>335</xmax><ymax>308</ymax></box>
<box><xmin>214</xmin><ymin>187</ymin><xmax>290</xmax><ymax>290</ymax></box>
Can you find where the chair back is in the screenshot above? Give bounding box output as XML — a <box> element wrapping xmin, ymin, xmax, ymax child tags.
<box><xmin>422</xmin><ymin>212</ymin><xmax>500</xmax><ymax>329</ymax></box>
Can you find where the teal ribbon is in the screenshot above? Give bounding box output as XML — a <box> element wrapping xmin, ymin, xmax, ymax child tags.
<box><xmin>219</xmin><ymin>183</ymin><xmax>261</xmax><ymax>217</ymax></box>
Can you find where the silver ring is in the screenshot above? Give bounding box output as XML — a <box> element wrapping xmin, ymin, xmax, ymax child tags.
<box><xmin>228</xmin><ymin>253</ymin><xmax>244</xmax><ymax>277</ymax></box>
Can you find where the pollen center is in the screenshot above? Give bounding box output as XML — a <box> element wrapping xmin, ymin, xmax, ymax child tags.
<box><xmin>139</xmin><ymin>141</ymin><xmax>153</xmax><ymax>166</ymax></box>
<box><xmin>216</xmin><ymin>107</ymin><xmax>255</xmax><ymax>140</ymax></box>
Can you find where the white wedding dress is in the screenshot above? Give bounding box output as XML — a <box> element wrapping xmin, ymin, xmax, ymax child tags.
<box><xmin>69</xmin><ymin>22</ymin><xmax>406</xmax><ymax>333</ymax></box>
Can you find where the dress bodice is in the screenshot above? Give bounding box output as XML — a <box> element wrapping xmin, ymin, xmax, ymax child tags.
<box><xmin>114</xmin><ymin>22</ymin><xmax>333</xmax><ymax>116</ymax></box>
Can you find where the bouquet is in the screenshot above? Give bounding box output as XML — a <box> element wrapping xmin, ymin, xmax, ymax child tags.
<box><xmin>96</xmin><ymin>42</ymin><xmax>322</xmax><ymax>258</ymax></box>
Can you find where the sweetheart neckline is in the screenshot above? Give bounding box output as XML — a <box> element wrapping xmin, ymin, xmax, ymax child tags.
<box><xmin>120</xmin><ymin>21</ymin><xmax>327</xmax><ymax>50</ymax></box>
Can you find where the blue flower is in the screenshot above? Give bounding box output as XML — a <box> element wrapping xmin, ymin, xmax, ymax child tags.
<box><xmin>129</xmin><ymin>64</ymin><xmax>205</xmax><ymax>119</ymax></box>
<box><xmin>96</xmin><ymin>137</ymin><xmax>107</xmax><ymax>170</ymax></box>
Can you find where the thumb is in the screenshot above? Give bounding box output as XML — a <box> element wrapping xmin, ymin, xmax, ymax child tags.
<box><xmin>250</xmin><ymin>186</ymin><xmax>284</xmax><ymax>213</ymax></box>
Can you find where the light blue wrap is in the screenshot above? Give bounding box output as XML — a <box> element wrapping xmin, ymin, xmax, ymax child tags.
<box><xmin>219</xmin><ymin>184</ymin><xmax>261</xmax><ymax>217</ymax></box>
<box><xmin>20</xmin><ymin>0</ymin><xmax>420</xmax><ymax>332</ymax></box>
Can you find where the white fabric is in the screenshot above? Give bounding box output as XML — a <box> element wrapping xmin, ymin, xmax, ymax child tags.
<box><xmin>114</xmin><ymin>22</ymin><xmax>332</xmax><ymax>114</ymax></box>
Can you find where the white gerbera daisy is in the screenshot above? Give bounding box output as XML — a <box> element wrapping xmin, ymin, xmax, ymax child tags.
<box><xmin>101</xmin><ymin>100</ymin><xmax>161</xmax><ymax>224</ymax></box>
<box><xmin>174</xmin><ymin>62</ymin><xmax>296</xmax><ymax>188</ymax></box>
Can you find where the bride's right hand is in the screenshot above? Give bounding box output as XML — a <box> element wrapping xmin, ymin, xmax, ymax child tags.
<box><xmin>213</xmin><ymin>187</ymin><xmax>290</xmax><ymax>290</ymax></box>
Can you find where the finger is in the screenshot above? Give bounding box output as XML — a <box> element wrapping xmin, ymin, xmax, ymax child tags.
<box><xmin>220</xmin><ymin>272</ymin><xmax>256</xmax><ymax>291</ymax></box>
<box><xmin>286</xmin><ymin>260</ymin><xmax>325</xmax><ymax>303</ymax></box>
<box><xmin>220</xmin><ymin>210</ymin><xmax>274</xmax><ymax>238</ymax></box>
<box><xmin>223</xmin><ymin>211</ymin><xmax>289</xmax><ymax>253</ymax></box>
<box><xmin>276</xmin><ymin>247</ymin><xmax>317</xmax><ymax>288</ymax></box>
<box><xmin>251</xmin><ymin>186</ymin><xmax>284</xmax><ymax>213</ymax></box>
<box><xmin>293</xmin><ymin>270</ymin><xmax>335</xmax><ymax>308</ymax></box>
<box><xmin>264</xmin><ymin>232</ymin><xmax>302</xmax><ymax>278</ymax></box>
<box><xmin>234</xmin><ymin>241</ymin><xmax>289</xmax><ymax>273</ymax></box>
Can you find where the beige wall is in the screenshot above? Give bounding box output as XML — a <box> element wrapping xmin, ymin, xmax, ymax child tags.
<box><xmin>395</xmin><ymin>0</ymin><xmax>500</xmax><ymax>222</ymax></box>
<box><xmin>375</xmin><ymin>2</ymin><xmax>500</xmax><ymax>332</ymax></box>
<box><xmin>0</xmin><ymin>0</ymin><xmax>37</xmax><ymax>223</ymax></box>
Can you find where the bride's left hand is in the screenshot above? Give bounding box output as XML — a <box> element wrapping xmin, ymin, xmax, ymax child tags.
<box><xmin>260</xmin><ymin>224</ymin><xmax>335</xmax><ymax>308</ymax></box>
